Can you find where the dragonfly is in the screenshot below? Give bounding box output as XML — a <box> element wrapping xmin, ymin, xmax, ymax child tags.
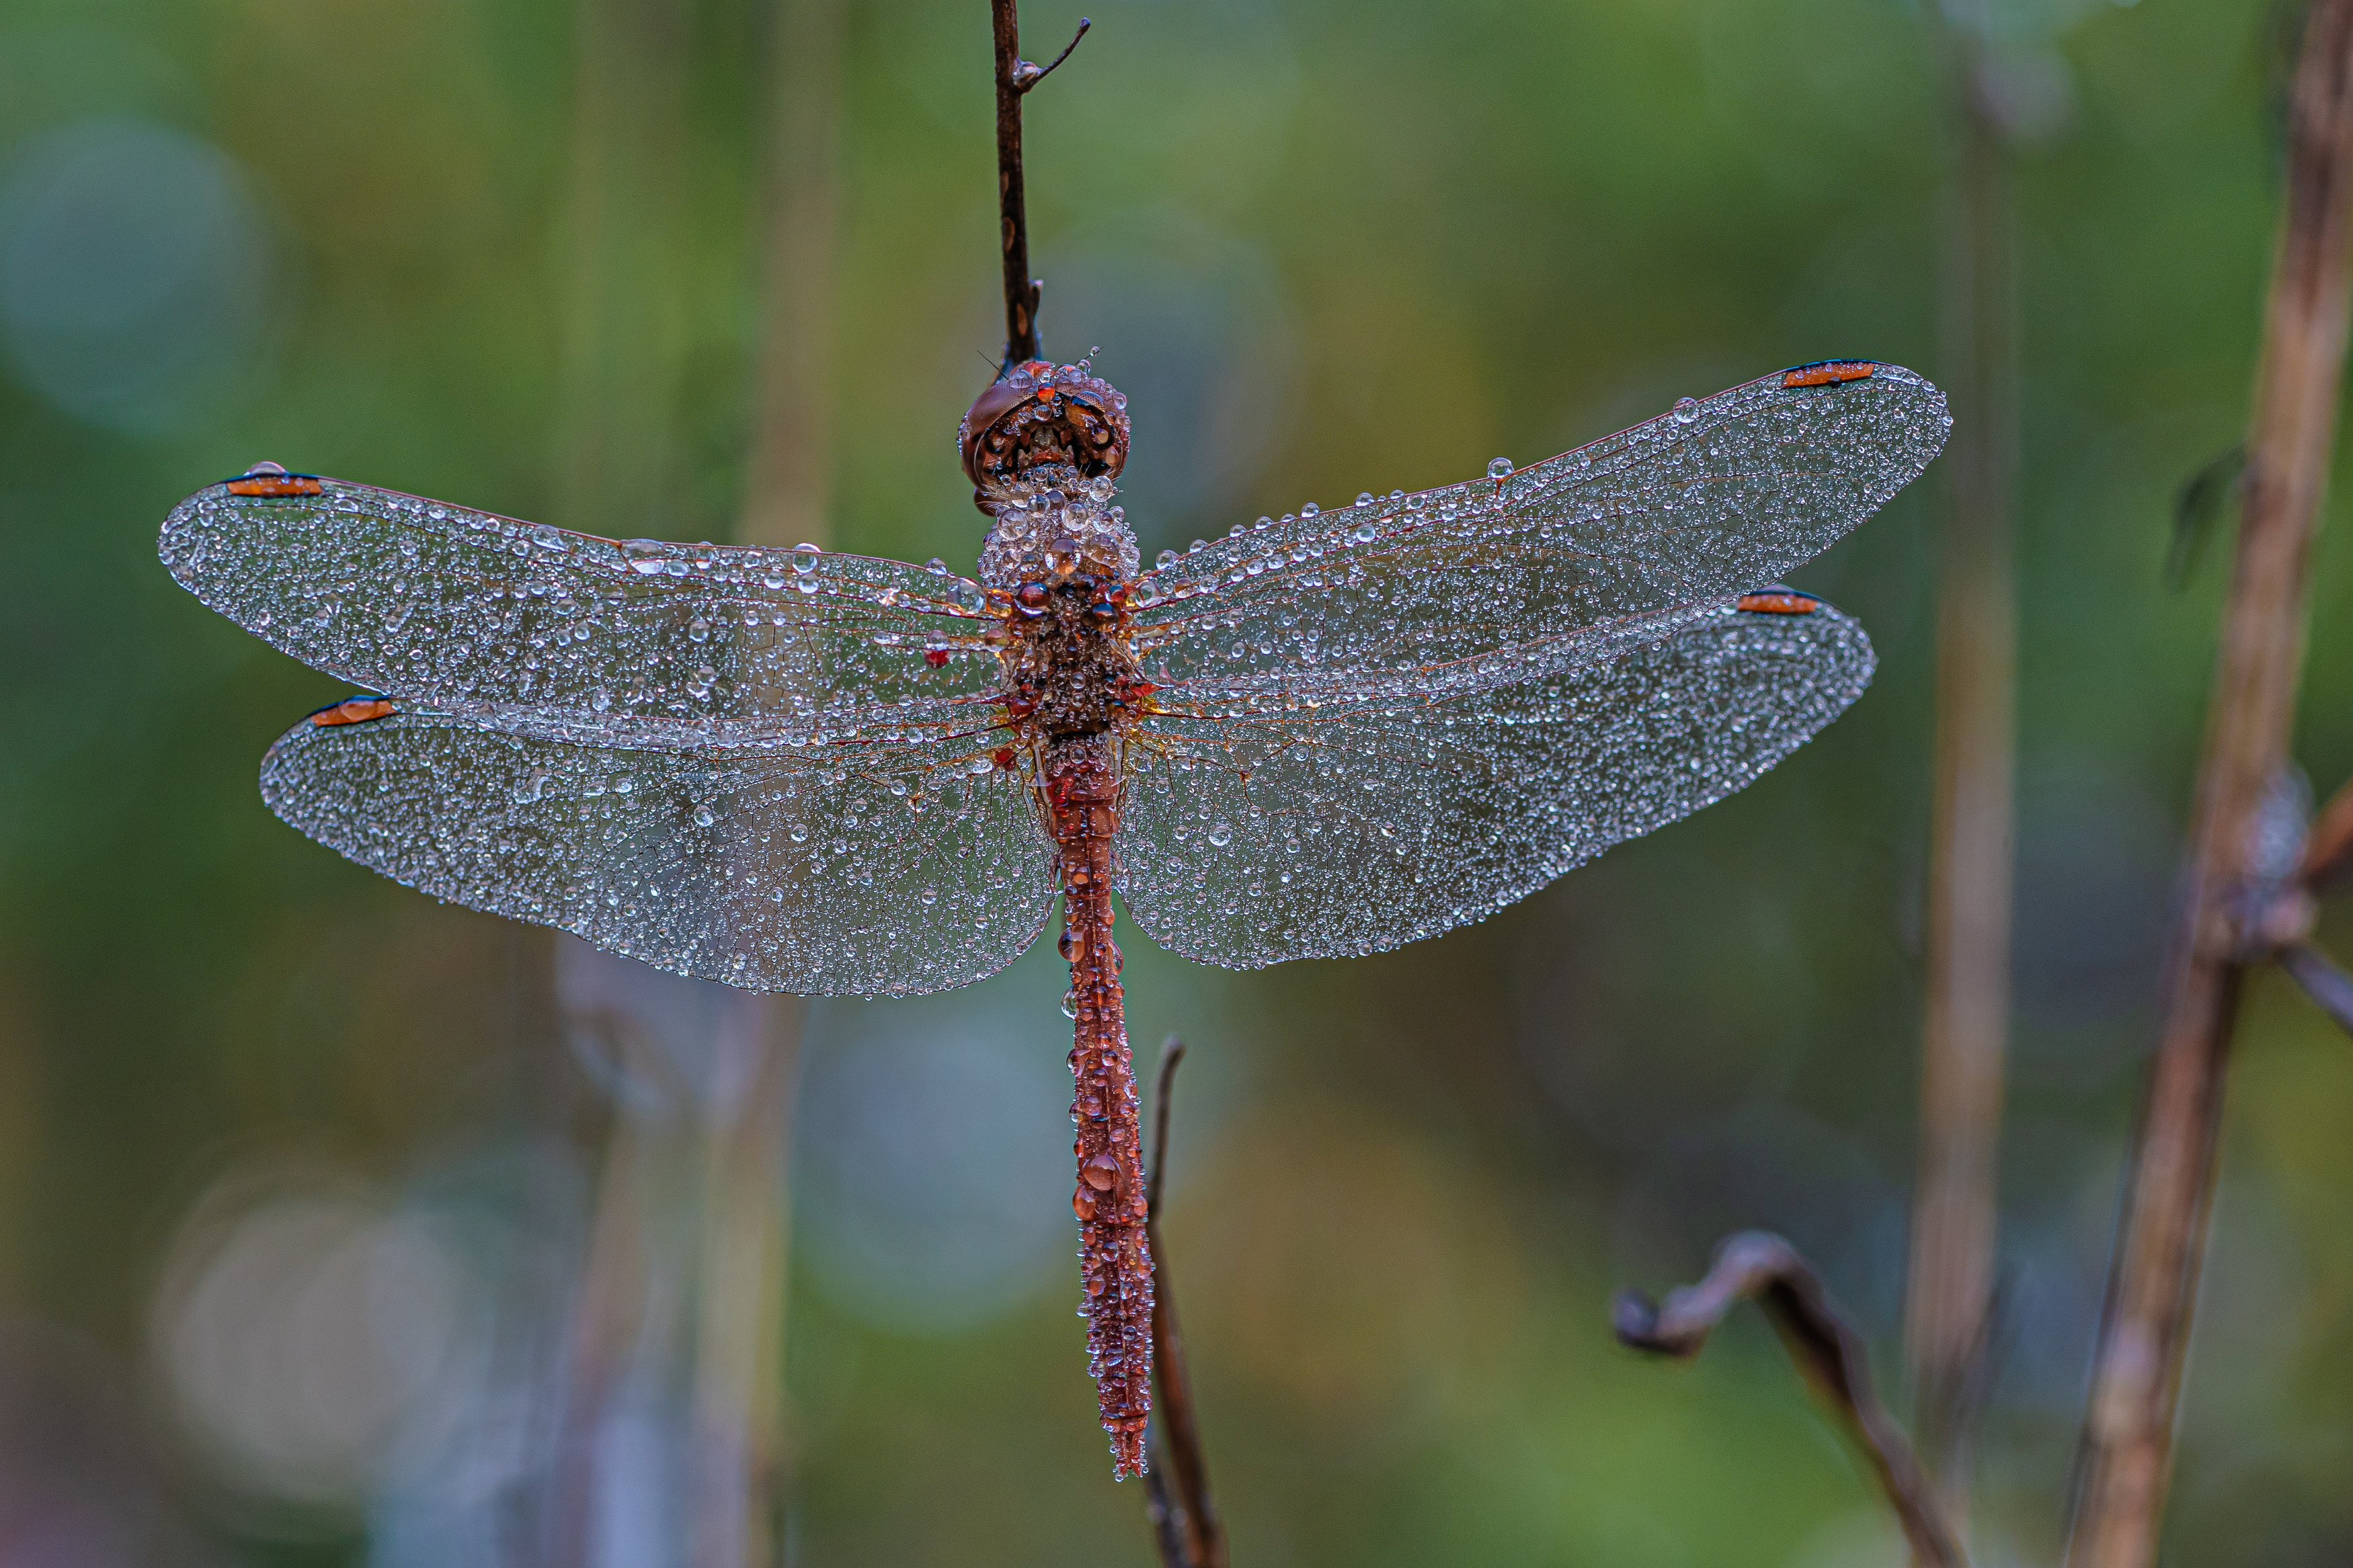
<box><xmin>159</xmin><ymin>354</ymin><xmax>1947</xmax><ymax>1476</ymax></box>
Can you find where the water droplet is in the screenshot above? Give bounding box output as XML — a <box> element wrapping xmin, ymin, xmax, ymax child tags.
<box><xmin>1300</xmin><ymin>501</ymin><xmax>1320</xmax><ymax>518</ymax></box>
<box><xmin>693</xmin><ymin>807</ymin><xmax>714</xmax><ymax>827</ymax></box>
<box><xmin>688</xmin><ymin>617</ymin><xmax>711</xmax><ymax>642</ymax></box>
<box><xmin>1207</xmin><ymin>821</ymin><xmax>1233</xmax><ymax>848</ymax></box>
<box><xmin>1486</xmin><ymin>456</ymin><xmax>1514</xmax><ymax>479</ymax></box>
<box><xmin>1672</xmin><ymin>396</ymin><xmax>1700</xmax><ymax>423</ymax></box>
<box><xmin>1155</xmin><ymin>548</ymin><xmax>1179</xmax><ymax>570</ymax></box>
<box><xmin>1131</xmin><ymin>579</ymin><xmax>1160</xmax><ymax>606</ymax></box>
<box><xmin>792</xmin><ymin>542</ymin><xmax>820</xmax><ymax>573</ymax></box>
<box><xmin>788</xmin><ymin>821</ymin><xmax>809</xmax><ymax>843</ymax></box>
<box><xmin>1062</xmin><ymin>989</ymin><xmax>1081</xmax><ymax>1020</ymax></box>
<box><xmin>924</xmin><ymin>557</ymin><xmax>947</xmax><ymax>574</ymax></box>
<box><xmin>1082</xmin><ymin>1155</ymin><xmax>1119</xmax><ymax>1191</ymax></box>
<box><xmin>953</xmin><ymin>579</ymin><xmax>985</xmax><ymax>611</ymax></box>
<box><xmin>623</xmin><ymin>540</ymin><xmax>667</xmax><ymax>575</ymax></box>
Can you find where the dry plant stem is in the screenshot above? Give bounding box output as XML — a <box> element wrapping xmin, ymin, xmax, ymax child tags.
<box><xmin>2301</xmin><ymin>773</ymin><xmax>2353</xmax><ymax>889</ymax></box>
<box><xmin>2067</xmin><ymin>6</ymin><xmax>2353</xmax><ymax>1565</ymax></box>
<box><xmin>1616</xmin><ymin>1233</ymin><xmax>1968</xmax><ymax>1568</ymax></box>
<box><xmin>545</xmin><ymin>9</ymin><xmax>691</xmax><ymax>1557</ymax></box>
<box><xmin>2278</xmin><ymin>941</ymin><xmax>2353</xmax><ymax>1034</ymax></box>
<box><xmin>688</xmin><ymin>1005</ymin><xmax>802</xmax><ymax>1568</ymax></box>
<box><xmin>1050</xmin><ymin>739</ymin><xmax>1154</xmax><ymax>1477</ymax></box>
<box><xmin>1142</xmin><ymin>1039</ymin><xmax>1228</xmax><ymax>1568</ymax></box>
<box><xmin>555</xmin><ymin>0</ymin><xmax>689</xmax><ymax>540</ymax></box>
<box><xmin>992</xmin><ymin>0</ymin><xmax>1041</xmax><ymax>362</ymax></box>
<box><xmin>990</xmin><ymin>1</ymin><xmax>1088</xmax><ymax>366</ymax></box>
<box><xmin>740</xmin><ymin>0</ymin><xmax>842</xmax><ymax>550</ymax></box>
<box><xmin>1905</xmin><ymin>13</ymin><xmax>2017</xmax><ymax>1526</ymax></box>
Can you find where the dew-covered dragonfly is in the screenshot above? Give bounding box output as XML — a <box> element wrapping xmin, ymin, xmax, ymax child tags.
<box><xmin>160</xmin><ymin>355</ymin><xmax>1946</xmax><ymax>1475</ymax></box>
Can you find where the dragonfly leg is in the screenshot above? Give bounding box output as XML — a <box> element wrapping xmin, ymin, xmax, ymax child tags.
<box><xmin>1047</xmin><ymin>734</ymin><xmax>1154</xmax><ymax>1478</ymax></box>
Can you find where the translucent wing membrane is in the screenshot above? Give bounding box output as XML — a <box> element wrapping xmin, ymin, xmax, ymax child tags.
<box><xmin>1127</xmin><ymin>363</ymin><xmax>1945</xmax><ymax>702</ymax></box>
<box><xmin>159</xmin><ymin>479</ymin><xmax>999</xmax><ymax>733</ymax></box>
<box><xmin>261</xmin><ymin>709</ymin><xmax>1055</xmax><ymax>996</ymax></box>
<box><xmin>1115</xmin><ymin>601</ymin><xmax>1874</xmax><ymax>968</ymax></box>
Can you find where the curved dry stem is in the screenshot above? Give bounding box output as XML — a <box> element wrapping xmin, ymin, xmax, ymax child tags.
<box><xmin>1616</xmin><ymin>1232</ymin><xmax>1967</xmax><ymax>1568</ymax></box>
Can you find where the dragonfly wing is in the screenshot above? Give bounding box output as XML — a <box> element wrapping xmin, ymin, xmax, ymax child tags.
<box><xmin>260</xmin><ymin>707</ymin><xmax>1055</xmax><ymax>996</ymax></box>
<box><xmin>1127</xmin><ymin>362</ymin><xmax>1943</xmax><ymax>698</ymax></box>
<box><xmin>160</xmin><ymin>477</ymin><xmax>1000</xmax><ymax>727</ymax></box>
<box><xmin>1115</xmin><ymin>599</ymin><xmax>1872</xmax><ymax>968</ymax></box>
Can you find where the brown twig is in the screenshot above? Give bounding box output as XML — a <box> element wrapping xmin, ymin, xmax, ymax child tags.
<box><xmin>991</xmin><ymin>3</ymin><xmax>1090</xmax><ymax>368</ymax></box>
<box><xmin>740</xmin><ymin>0</ymin><xmax>841</xmax><ymax>549</ymax></box>
<box><xmin>2065</xmin><ymin>6</ymin><xmax>2353</xmax><ymax>1565</ymax></box>
<box><xmin>2301</xmin><ymin>774</ymin><xmax>2353</xmax><ymax>890</ymax></box>
<box><xmin>1142</xmin><ymin>1037</ymin><xmax>1226</xmax><ymax>1568</ymax></box>
<box><xmin>1905</xmin><ymin>7</ymin><xmax>2017</xmax><ymax>1529</ymax></box>
<box><xmin>1615</xmin><ymin>1233</ymin><xmax>1968</xmax><ymax>1568</ymax></box>
<box><xmin>2278</xmin><ymin>941</ymin><xmax>2353</xmax><ymax>1035</ymax></box>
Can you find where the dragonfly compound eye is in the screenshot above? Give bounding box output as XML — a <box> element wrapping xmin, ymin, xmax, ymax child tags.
<box><xmin>958</xmin><ymin>359</ymin><xmax>1131</xmax><ymax>508</ymax></box>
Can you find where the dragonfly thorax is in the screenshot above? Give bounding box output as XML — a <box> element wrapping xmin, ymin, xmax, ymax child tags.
<box><xmin>997</xmin><ymin>573</ymin><xmax>1144</xmax><ymax>739</ymax></box>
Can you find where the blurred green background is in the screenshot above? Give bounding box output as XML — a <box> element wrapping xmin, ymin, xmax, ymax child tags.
<box><xmin>3</xmin><ymin>0</ymin><xmax>2352</xmax><ymax>1564</ymax></box>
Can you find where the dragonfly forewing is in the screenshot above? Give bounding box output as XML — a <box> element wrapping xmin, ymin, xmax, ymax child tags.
<box><xmin>262</xmin><ymin>706</ymin><xmax>1058</xmax><ymax>996</ymax></box>
<box><xmin>160</xmin><ymin>478</ymin><xmax>1001</xmax><ymax>728</ymax></box>
<box><xmin>1115</xmin><ymin>598</ymin><xmax>1875</xmax><ymax>968</ymax></box>
<box><xmin>1125</xmin><ymin>362</ymin><xmax>1944</xmax><ymax>698</ymax></box>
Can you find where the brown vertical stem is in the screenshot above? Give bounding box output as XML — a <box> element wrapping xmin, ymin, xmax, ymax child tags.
<box><xmin>1047</xmin><ymin>735</ymin><xmax>1154</xmax><ymax>1477</ymax></box>
<box><xmin>1144</xmin><ymin>1040</ymin><xmax>1227</xmax><ymax>1568</ymax></box>
<box><xmin>688</xmin><ymin>1004</ymin><xmax>802</xmax><ymax>1568</ymax></box>
<box><xmin>688</xmin><ymin>8</ymin><xmax>844</xmax><ymax>1551</ymax></box>
<box><xmin>1904</xmin><ymin>13</ymin><xmax>2016</xmax><ymax>1530</ymax></box>
<box><xmin>2067</xmin><ymin>6</ymin><xmax>2353</xmax><ymax>1565</ymax></box>
<box><xmin>989</xmin><ymin>3</ymin><xmax>1085</xmax><ymax>368</ymax></box>
<box><xmin>553</xmin><ymin>0</ymin><xmax>690</xmax><ymax>539</ymax></box>
<box><xmin>741</xmin><ymin>0</ymin><xmax>842</xmax><ymax>550</ymax></box>
<box><xmin>992</xmin><ymin>0</ymin><xmax>1041</xmax><ymax>364</ymax></box>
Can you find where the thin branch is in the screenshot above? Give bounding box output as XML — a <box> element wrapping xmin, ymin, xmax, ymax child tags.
<box><xmin>2279</xmin><ymin>941</ymin><xmax>2353</xmax><ymax>1035</ymax></box>
<box><xmin>2301</xmin><ymin>773</ymin><xmax>2353</xmax><ymax>890</ymax></box>
<box><xmin>1905</xmin><ymin>5</ymin><xmax>2018</xmax><ymax>1526</ymax></box>
<box><xmin>990</xmin><ymin>2</ymin><xmax>1087</xmax><ymax>368</ymax></box>
<box><xmin>2067</xmin><ymin>5</ymin><xmax>2353</xmax><ymax>1565</ymax></box>
<box><xmin>1014</xmin><ymin>17</ymin><xmax>1090</xmax><ymax>91</ymax></box>
<box><xmin>1615</xmin><ymin>1233</ymin><xmax>1968</xmax><ymax>1568</ymax></box>
<box><xmin>1142</xmin><ymin>1037</ymin><xmax>1227</xmax><ymax>1568</ymax></box>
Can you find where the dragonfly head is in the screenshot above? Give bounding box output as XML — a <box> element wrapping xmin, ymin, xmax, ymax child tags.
<box><xmin>959</xmin><ymin>359</ymin><xmax>1129</xmax><ymax>513</ymax></box>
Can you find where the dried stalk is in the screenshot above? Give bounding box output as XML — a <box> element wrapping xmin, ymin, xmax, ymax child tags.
<box><xmin>741</xmin><ymin>0</ymin><xmax>843</xmax><ymax>550</ymax></box>
<box><xmin>2065</xmin><ymin>6</ymin><xmax>2353</xmax><ymax>1564</ymax></box>
<box><xmin>1616</xmin><ymin>1233</ymin><xmax>1967</xmax><ymax>1568</ymax></box>
<box><xmin>553</xmin><ymin>0</ymin><xmax>690</xmax><ymax>540</ymax></box>
<box><xmin>1142</xmin><ymin>1038</ymin><xmax>1226</xmax><ymax>1568</ymax></box>
<box><xmin>2301</xmin><ymin>774</ymin><xmax>2353</xmax><ymax>890</ymax></box>
<box><xmin>1904</xmin><ymin>9</ymin><xmax>2017</xmax><ymax>1528</ymax></box>
<box><xmin>990</xmin><ymin>0</ymin><xmax>1088</xmax><ymax>366</ymax></box>
<box><xmin>2278</xmin><ymin>941</ymin><xmax>2353</xmax><ymax>1034</ymax></box>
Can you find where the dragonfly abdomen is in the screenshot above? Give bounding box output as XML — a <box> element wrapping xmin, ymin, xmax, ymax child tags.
<box><xmin>1047</xmin><ymin>732</ymin><xmax>1154</xmax><ymax>1477</ymax></box>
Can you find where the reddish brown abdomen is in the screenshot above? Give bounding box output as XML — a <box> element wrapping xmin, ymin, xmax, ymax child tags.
<box><xmin>1044</xmin><ymin>735</ymin><xmax>1154</xmax><ymax>1477</ymax></box>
